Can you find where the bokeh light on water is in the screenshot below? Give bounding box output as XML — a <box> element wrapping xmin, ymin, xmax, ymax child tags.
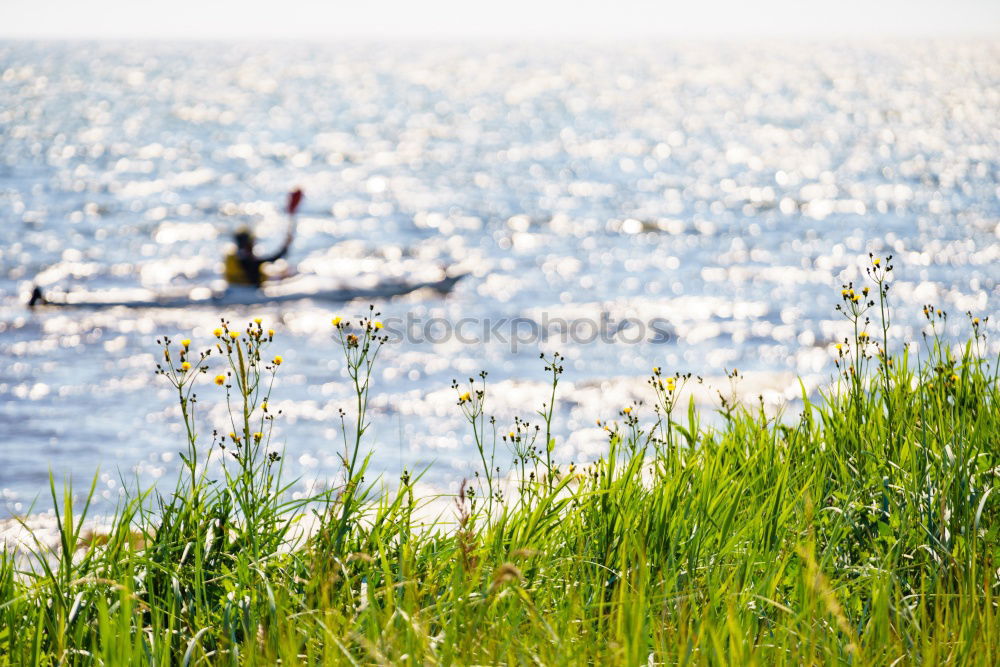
<box><xmin>1</xmin><ymin>40</ymin><xmax>998</xmax><ymax>514</ymax></box>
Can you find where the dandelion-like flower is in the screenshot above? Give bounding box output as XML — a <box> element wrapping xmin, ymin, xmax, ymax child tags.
<box><xmin>331</xmin><ymin>316</ymin><xmax>342</xmax><ymax>326</ymax></box>
<box><xmin>181</xmin><ymin>362</ymin><xmax>191</xmax><ymax>371</ymax></box>
<box><xmin>458</xmin><ymin>391</ymin><xmax>471</xmax><ymax>404</ymax></box>
<box><xmin>373</xmin><ymin>321</ymin><xmax>383</xmax><ymax>330</ymax></box>
<box><xmin>254</xmin><ymin>317</ymin><xmax>262</xmax><ymax>325</ymax></box>
<box><xmin>267</xmin><ymin>328</ymin><xmax>275</xmax><ymax>337</ymax></box>
<box><xmin>213</xmin><ymin>328</ymin><xmax>223</xmax><ymax>337</ymax></box>
<box><xmin>229</xmin><ymin>331</ymin><xmax>240</xmax><ymax>340</ymax></box>
<box><xmin>273</xmin><ymin>355</ymin><xmax>283</xmax><ymax>365</ymax></box>
<box><xmin>623</xmin><ymin>406</ymin><xmax>632</xmax><ymax>414</ymax></box>
<box><xmin>181</xmin><ymin>339</ymin><xmax>191</xmax><ymax>348</ymax></box>
<box><xmin>215</xmin><ymin>374</ymin><xmax>226</xmax><ymax>385</ymax></box>
<box><xmin>253</xmin><ymin>432</ymin><xmax>263</xmax><ymax>441</ymax></box>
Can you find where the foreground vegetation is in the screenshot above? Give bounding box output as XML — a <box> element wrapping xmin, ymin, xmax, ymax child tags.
<box><xmin>2</xmin><ymin>257</ymin><xmax>998</xmax><ymax>665</ymax></box>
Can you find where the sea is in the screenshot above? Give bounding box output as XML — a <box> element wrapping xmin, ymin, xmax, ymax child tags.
<box><xmin>1</xmin><ymin>39</ymin><xmax>998</xmax><ymax>516</ymax></box>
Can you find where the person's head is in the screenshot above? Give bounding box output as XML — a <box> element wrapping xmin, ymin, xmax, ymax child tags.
<box><xmin>234</xmin><ymin>227</ymin><xmax>254</xmax><ymax>252</ymax></box>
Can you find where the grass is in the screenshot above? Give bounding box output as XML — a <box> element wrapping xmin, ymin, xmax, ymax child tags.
<box><xmin>1</xmin><ymin>257</ymin><xmax>998</xmax><ymax>665</ymax></box>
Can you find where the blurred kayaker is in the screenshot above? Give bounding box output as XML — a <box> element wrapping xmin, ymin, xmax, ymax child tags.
<box><xmin>224</xmin><ymin>188</ymin><xmax>303</xmax><ymax>287</ymax></box>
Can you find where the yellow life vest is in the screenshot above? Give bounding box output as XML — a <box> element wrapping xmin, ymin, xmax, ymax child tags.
<box><xmin>224</xmin><ymin>252</ymin><xmax>257</xmax><ymax>286</ymax></box>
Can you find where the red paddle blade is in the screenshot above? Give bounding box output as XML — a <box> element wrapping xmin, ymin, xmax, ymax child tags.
<box><xmin>287</xmin><ymin>188</ymin><xmax>304</xmax><ymax>215</ymax></box>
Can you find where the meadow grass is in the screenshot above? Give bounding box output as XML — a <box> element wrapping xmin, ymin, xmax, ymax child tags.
<box><xmin>1</xmin><ymin>257</ymin><xmax>998</xmax><ymax>665</ymax></box>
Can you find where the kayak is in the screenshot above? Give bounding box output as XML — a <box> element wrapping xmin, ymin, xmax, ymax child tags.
<box><xmin>28</xmin><ymin>275</ymin><xmax>463</xmax><ymax>309</ymax></box>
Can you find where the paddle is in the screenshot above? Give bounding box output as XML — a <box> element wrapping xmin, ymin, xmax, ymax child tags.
<box><xmin>284</xmin><ymin>188</ymin><xmax>303</xmax><ymax>242</ymax></box>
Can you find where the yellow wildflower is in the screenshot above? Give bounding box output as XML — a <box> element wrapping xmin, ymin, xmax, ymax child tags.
<box><xmin>623</xmin><ymin>406</ymin><xmax>632</xmax><ymax>414</ymax></box>
<box><xmin>950</xmin><ymin>374</ymin><xmax>959</xmax><ymax>383</ymax></box>
<box><xmin>652</xmin><ymin>366</ymin><xmax>660</xmax><ymax>375</ymax></box>
<box><xmin>835</xmin><ymin>343</ymin><xmax>843</xmax><ymax>352</ymax></box>
<box><xmin>215</xmin><ymin>374</ymin><xmax>226</xmax><ymax>385</ymax></box>
<box><xmin>267</xmin><ymin>328</ymin><xmax>275</xmax><ymax>337</ymax></box>
<box><xmin>213</xmin><ymin>328</ymin><xmax>223</xmax><ymax>337</ymax></box>
<box><xmin>262</xmin><ymin>401</ymin><xmax>268</xmax><ymax>412</ymax></box>
<box><xmin>181</xmin><ymin>338</ymin><xmax>191</xmax><ymax>348</ymax></box>
<box><xmin>181</xmin><ymin>361</ymin><xmax>191</xmax><ymax>371</ymax></box>
<box><xmin>229</xmin><ymin>432</ymin><xmax>237</xmax><ymax>440</ymax></box>
<box><xmin>253</xmin><ymin>432</ymin><xmax>263</xmax><ymax>441</ymax></box>
<box><xmin>973</xmin><ymin>317</ymin><xmax>980</xmax><ymax>326</ymax></box>
<box><xmin>229</xmin><ymin>331</ymin><xmax>240</xmax><ymax>340</ymax></box>
<box><xmin>873</xmin><ymin>258</ymin><xmax>881</xmax><ymax>267</ymax></box>
<box><xmin>373</xmin><ymin>321</ymin><xmax>383</xmax><ymax>330</ymax></box>
<box><xmin>273</xmin><ymin>355</ymin><xmax>283</xmax><ymax>365</ymax></box>
<box><xmin>331</xmin><ymin>316</ymin><xmax>342</xmax><ymax>326</ymax></box>
<box><xmin>254</xmin><ymin>317</ymin><xmax>262</xmax><ymax>324</ymax></box>
<box><xmin>509</xmin><ymin>431</ymin><xmax>516</xmax><ymax>439</ymax></box>
<box><xmin>666</xmin><ymin>378</ymin><xmax>676</xmax><ymax>391</ymax></box>
<box><xmin>459</xmin><ymin>391</ymin><xmax>471</xmax><ymax>403</ymax></box>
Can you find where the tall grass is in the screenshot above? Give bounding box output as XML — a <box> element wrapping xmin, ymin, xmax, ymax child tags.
<box><xmin>2</xmin><ymin>258</ymin><xmax>998</xmax><ymax>665</ymax></box>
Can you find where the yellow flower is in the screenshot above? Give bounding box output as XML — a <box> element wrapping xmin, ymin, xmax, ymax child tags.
<box><xmin>213</xmin><ymin>328</ymin><xmax>223</xmax><ymax>337</ymax></box>
<box><xmin>835</xmin><ymin>343</ymin><xmax>843</xmax><ymax>351</ymax></box>
<box><xmin>873</xmin><ymin>257</ymin><xmax>881</xmax><ymax>267</ymax></box>
<box><xmin>623</xmin><ymin>406</ymin><xmax>632</xmax><ymax>414</ymax></box>
<box><xmin>229</xmin><ymin>331</ymin><xmax>240</xmax><ymax>340</ymax></box>
<box><xmin>262</xmin><ymin>401</ymin><xmax>268</xmax><ymax>411</ymax></box>
<box><xmin>858</xmin><ymin>332</ymin><xmax>870</xmax><ymax>340</ymax></box>
<box><xmin>215</xmin><ymin>374</ymin><xmax>226</xmax><ymax>385</ymax></box>
<box><xmin>181</xmin><ymin>338</ymin><xmax>191</xmax><ymax>348</ymax></box>
<box><xmin>253</xmin><ymin>432</ymin><xmax>263</xmax><ymax>440</ymax></box>
<box><xmin>267</xmin><ymin>329</ymin><xmax>275</xmax><ymax>337</ymax></box>
<box><xmin>652</xmin><ymin>366</ymin><xmax>660</xmax><ymax>375</ymax></box>
<box><xmin>666</xmin><ymin>378</ymin><xmax>676</xmax><ymax>391</ymax></box>
<box><xmin>229</xmin><ymin>432</ymin><xmax>237</xmax><ymax>440</ymax></box>
<box><xmin>459</xmin><ymin>391</ymin><xmax>471</xmax><ymax>403</ymax></box>
<box><xmin>950</xmin><ymin>374</ymin><xmax>959</xmax><ymax>383</ymax></box>
<box><xmin>373</xmin><ymin>321</ymin><xmax>383</xmax><ymax>330</ymax></box>
<box><xmin>973</xmin><ymin>317</ymin><xmax>980</xmax><ymax>326</ymax></box>
<box><xmin>273</xmin><ymin>355</ymin><xmax>283</xmax><ymax>365</ymax></box>
<box><xmin>181</xmin><ymin>361</ymin><xmax>191</xmax><ymax>371</ymax></box>
<box><xmin>331</xmin><ymin>316</ymin><xmax>342</xmax><ymax>326</ymax></box>
<box><xmin>253</xmin><ymin>317</ymin><xmax>262</xmax><ymax>324</ymax></box>
<box><xmin>509</xmin><ymin>431</ymin><xmax>516</xmax><ymax>439</ymax></box>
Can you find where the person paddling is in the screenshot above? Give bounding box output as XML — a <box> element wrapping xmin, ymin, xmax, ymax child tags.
<box><xmin>224</xmin><ymin>188</ymin><xmax>303</xmax><ymax>287</ymax></box>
